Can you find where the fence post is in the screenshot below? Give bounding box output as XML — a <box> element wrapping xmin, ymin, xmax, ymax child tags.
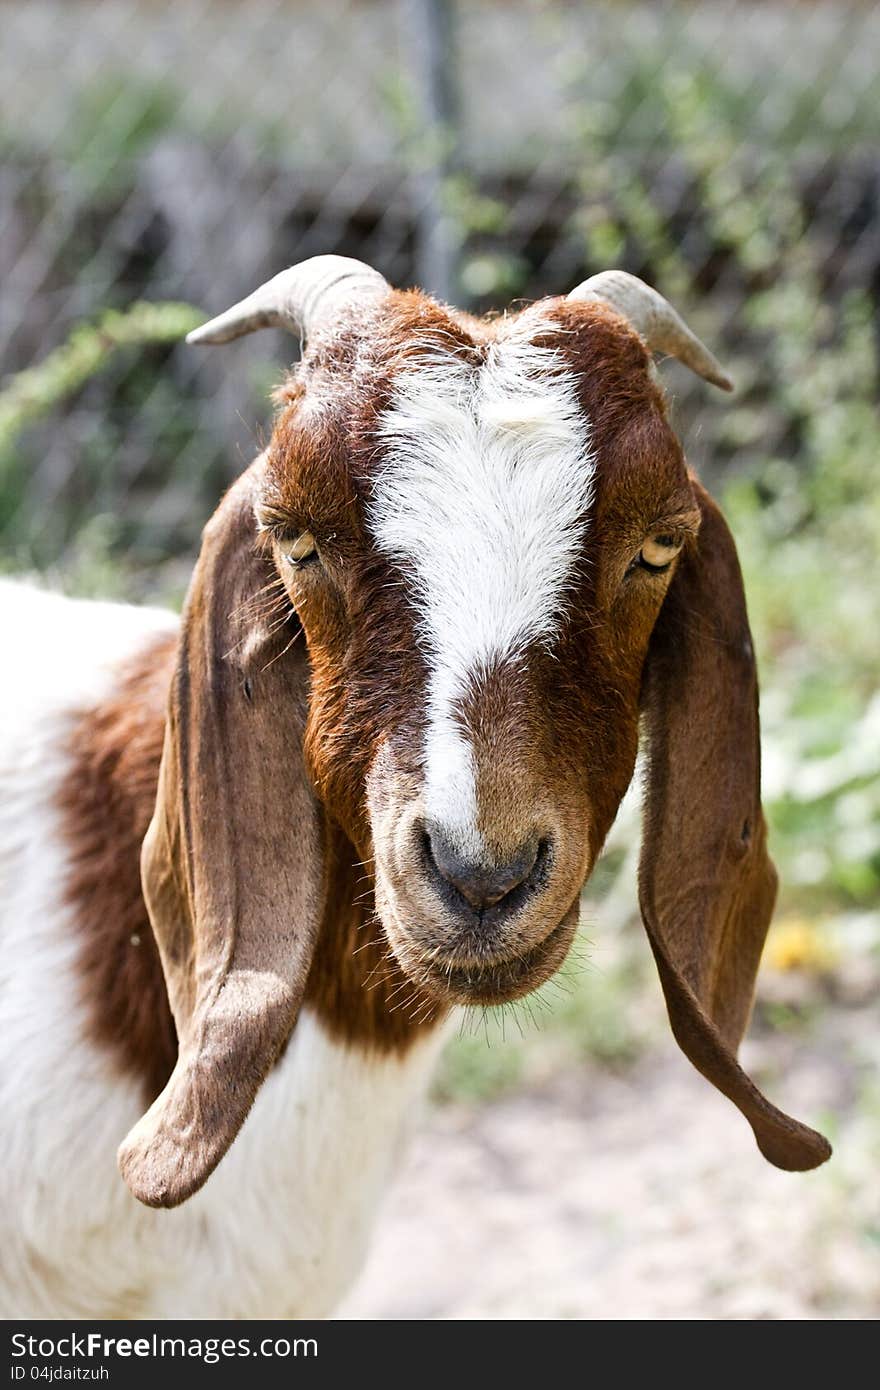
<box><xmin>404</xmin><ymin>0</ymin><xmax>460</xmax><ymax>303</ymax></box>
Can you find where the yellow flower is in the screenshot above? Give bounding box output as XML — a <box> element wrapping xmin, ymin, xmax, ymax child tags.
<box><xmin>763</xmin><ymin>918</ymin><xmax>837</xmax><ymax>974</ymax></box>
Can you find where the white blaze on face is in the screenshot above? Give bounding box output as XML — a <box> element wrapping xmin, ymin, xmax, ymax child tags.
<box><xmin>369</xmin><ymin>314</ymin><xmax>595</xmax><ymax>857</ymax></box>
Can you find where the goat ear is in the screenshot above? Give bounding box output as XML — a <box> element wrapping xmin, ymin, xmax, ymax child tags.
<box><xmin>118</xmin><ymin>458</ymin><xmax>324</xmax><ymax>1208</ymax></box>
<box><xmin>639</xmin><ymin>481</ymin><xmax>831</xmax><ymax>1171</ymax></box>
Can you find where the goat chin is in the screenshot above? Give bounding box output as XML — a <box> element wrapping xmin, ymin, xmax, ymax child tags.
<box><xmin>378</xmin><ymin>895</ymin><xmax>582</xmax><ymax>1008</ymax></box>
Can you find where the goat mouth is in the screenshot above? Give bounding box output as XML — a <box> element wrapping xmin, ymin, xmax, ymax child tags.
<box><xmin>394</xmin><ymin>898</ymin><xmax>580</xmax><ymax>1006</ymax></box>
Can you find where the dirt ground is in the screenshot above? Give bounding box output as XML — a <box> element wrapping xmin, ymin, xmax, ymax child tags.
<box><xmin>341</xmin><ymin>996</ymin><xmax>880</xmax><ymax>1320</ymax></box>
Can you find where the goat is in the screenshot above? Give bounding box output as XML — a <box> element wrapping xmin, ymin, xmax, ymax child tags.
<box><xmin>0</xmin><ymin>257</ymin><xmax>830</xmax><ymax>1319</ymax></box>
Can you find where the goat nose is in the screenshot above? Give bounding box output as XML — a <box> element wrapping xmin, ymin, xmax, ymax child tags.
<box><xmin>422</xmin><ymin>824</ymin><xmax>545</xmax><ymax>915</ymax></box>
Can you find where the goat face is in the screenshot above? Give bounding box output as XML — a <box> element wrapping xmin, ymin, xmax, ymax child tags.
<box><xmin>257</xmin><ymin>296</ymin><xmax>699</xmax><ymax>1007</ymax></box>
<box><xmin>118</xmin><ymin>259</ymin><xmax>828</xmax><ymax>1212</ymax></box>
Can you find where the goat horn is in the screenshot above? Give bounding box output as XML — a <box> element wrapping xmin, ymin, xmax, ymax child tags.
<box><xmin>186</xmin><ymin>254</ymin><xmax>390</xmax><ymax>347</ymax></box>
<box><xmin>567</xmin><ymin>270</ymin><xmax>733</xmax><ymax>391</ymax></box>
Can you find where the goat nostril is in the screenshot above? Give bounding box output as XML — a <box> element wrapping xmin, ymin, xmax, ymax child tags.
<box><xmin>421</xmin><ymin>824</ymin><xmax>549</xmax><ymax>916</ymax></box>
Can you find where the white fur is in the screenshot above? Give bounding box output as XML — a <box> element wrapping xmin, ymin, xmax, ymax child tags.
<box><xmin>371</xmin><ymin>313</ymin><xmax>595</xmax><ymax>856</ymax></box>
<box><xmin>0</xmin><ymin>582</ymin><xmax>446</xmax><ymax>1318</ymax></box>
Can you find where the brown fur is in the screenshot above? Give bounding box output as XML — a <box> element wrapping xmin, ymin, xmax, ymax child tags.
<box><xmin>58</xmin><ymin>634</ymin><xmax>179</xmax><ymax>1101</ymax></box>
<box><xmin>303</xmin><ymin>823</ymin><xmax>440</xmax><ymax>1047</ymax></box>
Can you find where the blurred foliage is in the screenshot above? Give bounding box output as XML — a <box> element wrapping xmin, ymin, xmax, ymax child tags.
<box><xmin>61</xmin><ymin>75</ymin><xmax>182</xmax><ymax>199</ymax></box>
<box><xmin>0</xmin><ymin>302</ymin><xmax>203</xmax><ymax>599</ymax></box>
<box><xmin>0</xmin><ymin>301</ymin><xmax>201</xmax><ymax>456</ymax></box>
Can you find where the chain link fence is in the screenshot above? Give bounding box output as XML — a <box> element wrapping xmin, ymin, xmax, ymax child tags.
<box><xmin>1</xmin><ymin>0</ymin><xmax>878</xmax><ymax>594</ymax></box>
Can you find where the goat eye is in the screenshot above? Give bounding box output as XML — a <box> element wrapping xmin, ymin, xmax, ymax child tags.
<box><xmin>636</xmin><ymin>534</ymin><xmax>683</xmax><ymax>575</ymax></box>
<box><xmin>282</xmin><ymin>531</ymin><xmax>318</xmax><ymax>568</ymax></box>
